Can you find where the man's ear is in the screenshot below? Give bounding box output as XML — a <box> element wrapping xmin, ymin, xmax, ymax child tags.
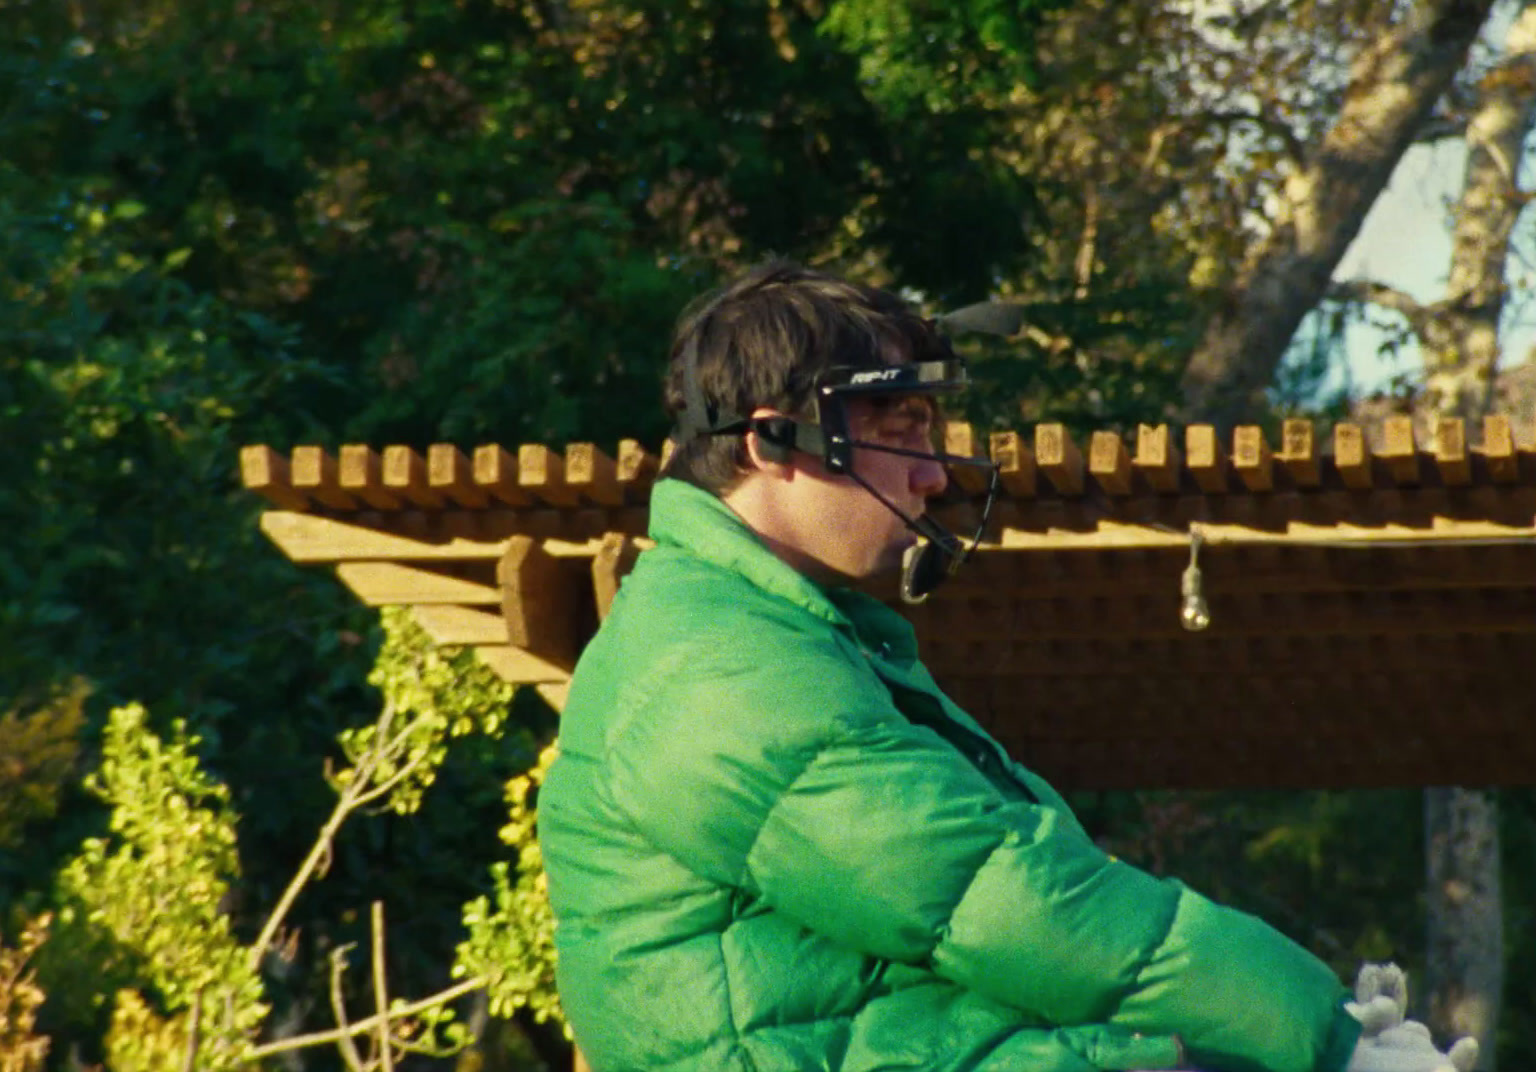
<box><xmin>743</xmin><ymin>407</ymin><xmax>797</xmax><ymax>476</ymax></box>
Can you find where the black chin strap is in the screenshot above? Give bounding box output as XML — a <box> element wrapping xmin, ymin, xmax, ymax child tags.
<box><xmin>837</xmin><ymin>447</ymin><xmax>998</xmax><ymax>604</ymax></box>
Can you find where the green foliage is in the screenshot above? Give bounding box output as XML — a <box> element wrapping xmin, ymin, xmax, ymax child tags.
<box><xmin>52</xmin><ymin>704</ymin><xmax>265</xmax><ymax>1070</ymax></box>
<box><xmin>0</xmin><ymin>913</ymin><xmax>51</xmax><ymax>1072</ymax></box>
<box><xmin>0</xmin><ymin>684</ymin><xmax>86</xmax><ymax>852</ymax></box>
<box><xmin>339</xmin><ymin>608</ymin><xmax>519</xmax><ymax>815</ymax></box>
<box><xmin>456</xmin><ymin>743</ymin><xmax>564</xmax><ymax>1031</ymax></box>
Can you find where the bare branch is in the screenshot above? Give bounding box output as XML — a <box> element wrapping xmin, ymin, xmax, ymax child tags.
<box><xmin>329</xmin><ymin>946</ymin><xmax>368</xmax><ymax>1072</ymax></box>
<box><xmin>248</xmin><ymin>701</ymin><xmax>401</xmax><ymax>974</ymax></box>
<box><xmin>1329</xmin><ymin>278</ymin><xmax>1431</xmax><ymax>324</ymax></box>
<box><xmin>372</xmin><ymin>902</ymin><xmax>394</xmax><ymax>1072</ymax></box>
<box><xmin>181</xmin><ymin>988</ymin><xmax>203</xmax><ymax>1072</ymax></box>
<box><xmin>241</xmin><ymin>977</ymin><xmax>485</xmax><ymax>1063</ymax></box>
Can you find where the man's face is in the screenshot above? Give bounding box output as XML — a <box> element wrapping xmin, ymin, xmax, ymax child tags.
<box><xmin>786</xmin><ymin>393</ymin><xmax>949</xmax><ymax>583</ymax></box>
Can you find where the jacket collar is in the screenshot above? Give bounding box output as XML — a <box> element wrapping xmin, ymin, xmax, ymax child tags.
<box><xmin>647</xmin><ymin>479</ymin><xmax>919</xmax><ymax>664</ymax></box>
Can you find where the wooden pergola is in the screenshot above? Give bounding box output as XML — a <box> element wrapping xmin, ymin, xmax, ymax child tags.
<box><xmin>242</xmin><ymin>413</ymin><xmax>1536</xmax><ymax>792</ymax></box>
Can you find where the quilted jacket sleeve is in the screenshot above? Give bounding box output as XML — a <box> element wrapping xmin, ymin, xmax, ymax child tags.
<box><xmin>607</xmin><ymin>637</ymin><xmax>1359</xmax><ymax>1072</ymax></box>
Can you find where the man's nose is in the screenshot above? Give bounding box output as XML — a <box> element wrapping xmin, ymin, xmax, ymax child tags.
<box><xmin>911</xmin><ymin>455</ymin><xmax>948</xmax><ymax>498</ymax></box>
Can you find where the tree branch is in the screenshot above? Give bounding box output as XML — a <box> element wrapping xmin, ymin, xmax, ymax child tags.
<box><xmin>241</xmin><ymin>977</ymin><xmax>485</xmax><ymax>1063</ymax></box>
<box><xmin>1181</xmin><ymin>0</ymin><xmax>1499</xmax><ymax>428</ymax></box>
<box><xmin>1329</xmin><ymin>278</ymin><xmax>1431</xmax><ymax>325</ymax></box>
<box><xmin>247</xmin><ymin>701</ymin><xmax>400</xmax><ymax>974</ymax></box>
<box><xmin>372</xmin><ymin>902</ymin><xmax>394</xmax><ymax>1072</ymax></box>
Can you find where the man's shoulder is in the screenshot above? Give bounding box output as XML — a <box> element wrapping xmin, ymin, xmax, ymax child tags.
<box><xmin>564</xmin><ymin>547</ymin><xmax>885</xmax><ymax>750</ymax></box>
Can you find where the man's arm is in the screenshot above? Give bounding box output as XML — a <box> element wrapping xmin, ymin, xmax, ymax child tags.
<box><xmin>608</xmin><ymin>644</ymin><xmax>1360</xmax><ymax>1072</ymax></box>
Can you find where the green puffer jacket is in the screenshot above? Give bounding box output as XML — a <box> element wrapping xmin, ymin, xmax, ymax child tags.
<box><xmin>541</xmin><ymin>480</ymin><xmax>1362</xmax><ymax>1072</ymax></box>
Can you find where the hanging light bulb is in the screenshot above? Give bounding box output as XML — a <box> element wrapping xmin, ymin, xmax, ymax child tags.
<box><xmin>1180</xmin><ymin>530</ymin><xmax>1211</xmax><ymax>632</ymax></box>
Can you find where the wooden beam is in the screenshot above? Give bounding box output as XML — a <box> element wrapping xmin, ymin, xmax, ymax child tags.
<box><xmin>498</xmin><ymin>535</ymin><xmax>578</xmax><ymax>669</ymax></box>
<box><xmin>240</xmin><ymin>445</ymin><xmax>311</xmax><ymax>511</ymax></box>
<box><xmin>1035</xmin><ymin>424</ymin><xmax>1084</xmax><ymax>495</ymax></box>
<box><xmin>291</xmin><ymin>446</ymin><xmax>360</xmax><ymax>511</ymax></box>
<box><xmin>592</xmin><ymin>532</ymin><xmax>642</xmax><ymax>620</ymax></box>
<box><xmin>943</xmin><ymin>543</ymin><xmax>1536</xmax><ymax>598</ymax></box>
<box><xmin>1480</xmin><ymin>415</ymin><xmax>1519</xmax><ymax>483</ymax></box>
<box><xmin>1088</xmin><ymin>431</ymin><xmax>1132</xmax><ymax>495</ymax></box>
<box><xmin>1133</xmin><ymin>424</ymin><xmax>1180</xmax><ymax>493</ymax></box>
<box><xmin>259</xmin><ymin>510</ymin><xmax>619</xmax><ymax>563</ymax></box>
<box><xmin>945</xmin><ymin>422</ymin><xmax>991</xmax><ymax>494</ymax></box>
<box><xmin>475</xmin><ymin>645</ymin><xmax>573</xmax><ymax>685</ymax></box>
<box><xmin>617</xmin><ymin>439</ymin><xmax>659</xmax><ymax>501</ymax></box>
<box><xmin>335</xmin><ymin>562</ymin><xmax>500</xmax><ymax>606</ymax></box>
<box><xmin>913</xmin><ymin>587</ymin><xmax>1536</xmax><ymax>640</ymax></box>
<box><xmin>566</xmin><ymin>443</ymin><xmax>624</xmax><ymax>506</ymax></box>
<box><xmin>472</xmin><ymin>445</ymin><xmax>531</xmax><ymax>506</ymax></box>
<box><xmin>1433</xmin><ymin>418</ymin><xmax>1471</xmax><ymax>487</ymax></box>
<box><xmin>1333</xmin><ymin>423</ymin><xmax>1373</xmax><ymax>490</ymax></box>
<box><xmin>409</xmin><ymin>604</ymin><xmax>510</xmax><ymax>645</ymax></box>
<box><xmin>520</xmin><ymin>444</ymin><xmax>580</xmax><ymax>507</ymax></box>
<box><xmin>382</xmin><ymin>446</ymin><xmax>447</xmax><ymax>508</ymax></box>
<box><xmin>428</xmin><ymin>444</ymin><xmax>491</xmax><ymax>508</ymax></box>
<box><xmin>988</xmin><ymin>430</ymin><xmax>1036</xmax><ymax>497</ymax></box>
<box><xmin>536</xmin><ymin>682</ymin><xmax>571</xmax><ymax>712</ymax></box>
<box><xmin>339</xmin><ymin>445</ymin><xmax>404</xmax><ymax>510</ymax></box>
<box><xmin>1279</xmin><ymin>419</ymin><xmax>1320</xmax><ymax>488</ymax></box>
<box><xmin>1185</xmin><ymin>425</ymin><xmax>1228</xmax><ymax>493</ymax></box>
<box><xmin>1380</xmin><ymin>416</ymin><xmax>1421</xmax><ymax>486</ymax></box>
<box><xmin>1232</xmin><ymin>426</ymin><xmax>1273</xmax><ymax>492</ymax></box>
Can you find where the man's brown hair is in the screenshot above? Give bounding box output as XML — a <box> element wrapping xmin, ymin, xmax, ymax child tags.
<box><xmin>662</xmin><ymin>260</ymin><xmax>954</xmax><ymax>493</ymax></box>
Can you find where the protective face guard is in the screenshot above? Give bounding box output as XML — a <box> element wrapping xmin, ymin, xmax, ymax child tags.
<box><xmin>674</xmin><ymin>348</ymin><xmax>999</xmax><ymax>603</ymax></box>
<box><xmin>810</xmin><ymin>360</ymin><xmax>1000</xmax><ymax>604</ymax></box>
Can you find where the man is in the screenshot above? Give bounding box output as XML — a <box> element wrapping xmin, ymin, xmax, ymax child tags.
<box><xmin>539</xmin><ymin>262</ymin><xmax>1475</xmax><ymax>1072</ymax></box>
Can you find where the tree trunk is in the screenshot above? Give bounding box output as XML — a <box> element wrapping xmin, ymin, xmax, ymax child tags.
<box><xmin>1425</xmin><ymin>2</ymin><xmax>1536</xmax><ymax>418</ymax></box>
<box><xmin>1180</xmin><ymin>0</ymin><xmax>1498</xmax><ymax>427</ymax></box>
<box><xmin>1426</xmin><ymin>788</ymin><xmax>1503</xmax><ymax>1071</ymax></box>
<box><xmin>1419</xmin><ymin>13</ymin><xmax>1535</xmax><ymax>1069</ymax></box>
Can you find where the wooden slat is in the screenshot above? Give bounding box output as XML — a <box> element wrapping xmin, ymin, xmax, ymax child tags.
<box><xmin>617</xmin><ymin>439</ymin><xmax>660</xmax><ymax>500</ymax></box>
<box><xmin>382</xmin><ymin>446</ymin><xmax>446</xmax><ymax>508</ymax></box>
<box><xmin>944</xmin><ymin>421</ymin><xmax>991</xmax><ymax>494</ymax></box>
<box><xmin>1481</xmin><ymin>415</ymin><xmax>1519</xmax><ymax>483</ymax></box>
<box><xmin>472</xmin><ymin>445</ymin><xmax>532</xmax><ymax>506</ymax></box>
<box><xmin>335</xmin><ymin>562</ymin><xmax>500</xmax><ymax>605</ymax></box>
<box><xmin>428</xmin><ymin>444</ymin><xmax>491</xmax><ymax>508</ymax></box>
<box><xmin>410</xmin><ymin>604</ymin><xmax>510</xmax><ymax>645</ymax></box>
<box><xmin>1433</xmin><ymin>418</ymin><xmax>1471</xmax><ymax>486</ymax></box>
<box><xmin>1035</xmin><ymin>424</ymin><xmax>1084</xmax><ymax>495</ymax></box>
<box><xmin>1133</xmin><ymin>424</ymin><xmax>1180</xmax><ymax>493</ymax></box>
<box><xmin>519</xmin><ymin>444</ymin><xmax>580</xmax><ymax>507</ymax></box>
<box><xmin>1380</xmin><ymin>416</ymin><xmax>1421</xmax><ymax>486</ymax></box>
<box><xmin>938</xmin><ymin>544</ymin><xmax>1536</xmax><ymax>599</ymax></box>
<box><xmin>498</xmin><ymin>535</ymin><xmax>578</xmax><ymax>668</ymax></box>
<box><xmin>914</xmin><ymin>587</ymin><xmax>1536</xmax><ymax>640</ymax></box>
<box><xmin>475</xmin><ymin>645</ymin><xmax>573</xmax><ymax>685</ymax></box>
<box><xmin>988</xmin><ymin>431</ymin><xmax>1036</xmax><ymax>497</ymax></box>
<box><xmin>258</xmin><ymin>511</ymin><xmax>620</xmax><ymax>563</ymax></box>
<box><xmin>1185</xmin><ymin>425</ymin><xmax>1228</xmax><ymax>493</ymax></box>
<box><xmin>1280</xmin><ymin>419</ymin><xmax>1320</xmax><ymax>488</ymax></box>
<box><xmin>1232</xmin><ymin>426</ymin><xmax>1273</xmax><ymax>492</ymax></box>
<box><xmin>987</xmin><ymin>495</ymin><xmax>1536</xmax><ymax>549</ymax></box>
<box><xmin>291</xmin><ymin>446</ymin><xmax>360</xmax><ymax>510</ymax></box>
<box><xmin>566</xmin><ymin>443</ymin><xmax>624</xmax><ymax>506</ymax></box>
<box><xmin>536</xmin><ymin>682</ymin><xmax>571</xmax><ymax>711</ymax></box>
<box><xmin>338</xmin><ymin>445</ymin><xmax>404</xmax><ymax>510</ymax></box>
<box><xmin>1088</xmin><ymin>431</ymin><xmax>1132</xmax><ymax>495</ymax></box>
<box><xmin>592</xmin><ymin>532</ymin><xmax>642</xmax><ymax>619</ymax></box>
<box><xmin>1334</xmin><ymin>423</ymin><xmax>1373</xmax><ymax>490</ymax></box>
<box><xmin>240</xmin><ymin>445</ymin><xmax>312</xmax><ymax>510</ymax></box>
